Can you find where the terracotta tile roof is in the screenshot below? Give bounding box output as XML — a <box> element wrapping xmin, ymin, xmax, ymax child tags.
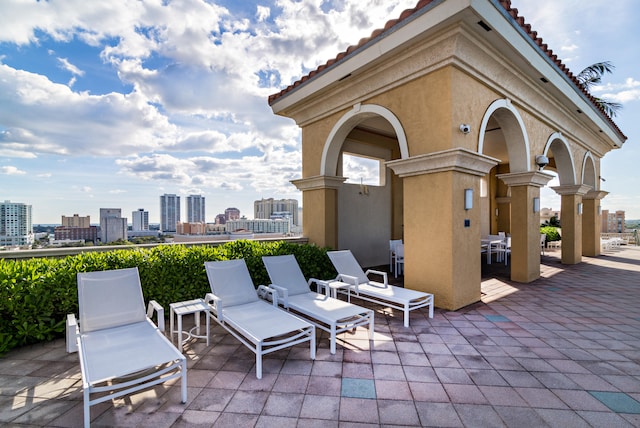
<box><xmin>267</xmin><ymin>0</ymin><xmax>626</xmax><ymax>141</ymax></box>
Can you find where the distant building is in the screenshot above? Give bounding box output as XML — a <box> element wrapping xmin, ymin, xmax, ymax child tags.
<box><xmin>132</xmin><ymin>208</ymin><xmax>149</xmax><ymax>231</ymax></box>
<box><xmin>215</xmin><ymin>214</ymin><xmax>227</xmax><ymax>225</ymax></box>
<box><xmin>540</xmin><ymin>208</ymin><xmax>560</xmax><ymax>225</ymax></box>
<box><xmin>62</xmin><ymin>214</ymin><xmax>91</xmax><ymax>228</ymax></box>
<box><xmin>160</xmin><ymin>194</ymin><xmax>181</xmax><ymax>233</ymax></box>
<box><xmin>225</xmin><ymin>207</ymin><xmax>240</xmax><ymax>221</ymax></box>
<box><xmin>99</xmin><ymin>208</ymin><xmax>127</xmax><ymax>243</ymax></box>
<box><xmin>226</xmin><ymin>218</ymin><xmax>290</xmax><ymax>235</ymax></box>
<box><xmin>254</xmin><ymin>198</ymin><xmax>299</xmax><ymax>225</ymax></box>
<box><xmin>0</xmin><ymin>200</ymin><xmax>34</xmax><ymax>247</ymax></box>
<box><xmin>602</xmin><ymin>210</ymin><xmax>625</xmax><ymax>233</ymax></box>
<box><xmin>176</xmin><ymin>222</ymin><xmax>206</xmax><ymax>235</ymax></box>
<box><xmin>54</xmin><ymin>225</ymin><xmax>98</xmax><ymax>243</ymax></box>
<box><xmin>186</xmin><ymin>195</ymin><xmax>206</xmax><ymax>223</ymax></box>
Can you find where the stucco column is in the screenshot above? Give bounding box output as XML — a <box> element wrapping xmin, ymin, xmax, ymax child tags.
<box><xmin>387</xmin><ymin>148</ymin><xmax>498</xmax><ymax>310</ymax></box>
<box><xmin>291</xmin><ymin>175</ymin><xmax>346</xmax><ymax>249</ymax></box>
<box><xmin>497</xmin><ymin>171</ymin><xmax>554</xmax><ymax>283</ymax></box>
<box><xmin>551</xmin><ymin>184</ymin><xmax>591</xmax><ymax>264</ymax></box>
<box><xmin>581</xmin><ymin>190</ymin><xmax>608</xmax><ymax>257</ymax></box>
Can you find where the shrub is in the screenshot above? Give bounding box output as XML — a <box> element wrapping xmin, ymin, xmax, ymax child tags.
<box><xmin>0</xmin><ymin>240</ymin><xmax>335</xmax><ymax>355</ymax></box>
<box><xmin>540</xmin><ymin>226</ymin><xmax>561</xmax><ymax>242</ymax></box>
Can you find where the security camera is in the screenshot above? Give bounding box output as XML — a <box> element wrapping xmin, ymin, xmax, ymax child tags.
<box><xmin>535</xmin><ymin>155</ymin><xmax>549</xmax><ymax>170</ymax></box>
<box><xmin>459</xmin><ymin>124</ymin><xmax>471</xmax><ymax>134</ymax></box>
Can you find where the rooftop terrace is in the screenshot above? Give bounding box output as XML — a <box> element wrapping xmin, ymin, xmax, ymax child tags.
<box><xmin>2</xmin><ymin>246</ymin><xmax>640</xmax><ymax>427</ymax></box>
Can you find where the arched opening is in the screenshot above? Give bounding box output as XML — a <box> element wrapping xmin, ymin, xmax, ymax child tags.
<box><xmin>478</xmin><ymin>99</ymin><xmax>530</xmax><ymax>237</ymax></box>
<box><xmin>322</xmin><ymin>104</ymin><xmax>407</xmax><ymax>267</ymax></box>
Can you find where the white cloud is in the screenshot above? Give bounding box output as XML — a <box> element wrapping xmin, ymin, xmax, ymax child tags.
<box><xmin>57</xmin><ymin>57</ymin><xmax>84</xmax><ymax>76</ymax></box>
<box><xmin>0</xmin><ymin>165</ymin><xmax>26</xmax><ymax>175</ymax></box>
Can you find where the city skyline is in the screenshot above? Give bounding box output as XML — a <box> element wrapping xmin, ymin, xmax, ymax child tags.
<box><xmin>1</xmin><ymin>1</ymin><xmax>639</xmax><ymax>223</ymax></box>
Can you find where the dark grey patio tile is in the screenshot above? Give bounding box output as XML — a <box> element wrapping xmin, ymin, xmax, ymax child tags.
<box><xmin>168</xmin><ymin>409</ymin><xmax>219</xmax><ymax>427</ymax></box>
<box><xmin>409</xmin><ymin>381</ymin><xmax>449</xmax><ymax>402</ymax></box>
<box><xmin>212</xmin><ymin>412</ymin><xmax>259</xmax><ymax>427</ymax></box>
<box><xmin>443</xmin><ymin>384</ymin><xmax>488</xmax><ymax>404</ymax></box>
<box><xmin>576</xmin><ymin>410</ymin><xmax>635</xmax><ymax>428</ymax></box>
<box><xmin>378</xmin><ymin>399</ymin><xmax>420</xmax><ymax>426</ymax></box>
<box><xmin>454</xmin><ymin>403</ymin><xmax>505</xmax><ymax>427</ymax></box>
<box><xmin>306</xmin><ymin>375</ymin><xmax>341</xmax><ymax>396</ymax></box>
<box><xmin>255</xmin><ymin>415</ymin><xmax>297</xmax><ymax>428</ymax></box>
<box><xmin>225</xmin><ymin>390</ymin><xmax>268</xmax><ymax>414</ymax></box>
<box><xmin>494</xmin><ymin>406</ymin><xmax>549</xmax><ymax>427</ymax></box>
<box><xmin>531</xmin><ymin>372</ymin><xmax>581</xmax><ymax>389</ymax></box>
<box><xmin>415</xmin><ymin>402</ymin><xmax>463</xmax><ymax>427</ymax></box>
<box><xmin>262</xmin><ymin>392</ymin><xmax>304</xmax><ymax>417</ymax></box>
<box><xmin>403</xmin><ymin>365</ymin><xmax>439</xmax><ymax>383</ymax></box>
<box><xmin>188</xmin><ymin>388</ymin><xmax>235</xmax><ymax>412</ymax></box>
<box><xmin>467</xmin><ymin>369</ymin><xmax>509</xmax><ymax>386</ymax></box>
<box><xmin>339</xmin><ymin>397</ymin><xmax>379</xmax><ymax>424</ymax></box>
<box><xmin>373</xmin><ymin>363</ymin><xmax>406</xmax><ymax>380</ymax></box>
<box><xmin>299</xmin><ymin>394</ymin><xmax>339</xmax><ymax>419</ymax></box>
<box><xmin>435</xmin><ymin>367</ymin><xmax>473</xmax><ymax>384</ymax></box>
<box><xmin>534</xmin><ymin>408</ymin><xmax>588</xmax><ymax>428</ymax></box>
<box><xmin>515</xmin><ymin>387</ymin><xmax>568</xmax><ymax>409</ymax></box>
<box><xmin>375</xmin><ymin>379</ymin><xmax>411</xmax><ymax>400</ymax></box>
<box><xmin>428</xmin><ymin>354</ymin><xmax>462</xmax><ymax>368</ymax></box>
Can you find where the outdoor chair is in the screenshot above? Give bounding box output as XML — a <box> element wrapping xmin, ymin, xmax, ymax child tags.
<box><xmin>67</xmin><ymin>267</ymin><xmax>187</xmax><ymax>428</ymax></box>
<box><xmin>494</xmin><ymin>236</ymin><xmax>512</xmax><ymax>265</ymax></box>
<box><xmin>327</xmin><ymin>250</ymin><xmax>434</xmax><ymax>327</ymax></box>
<box><xmin>204</xmin><ymin>259</ymin><xmax>315</xmax><ymax>379</ymax></box>
<box><xmin>262</xmin><ymin>255</ymin><xmax>374</xmax><ymax>354</ymax></box>
<box><xmin>540</xmin><ymin>233</ymin><xmax>547</xmax><ymax>255</ymax></box>
<box><xmin>394</xmin><ymin>242</ymin><xmax>405</xmax><ymax>278</ymax></box>
<box><xmin>389</xmin><ymin>239</ymin><xmax>403</xmax><ymax>274</ymax></box>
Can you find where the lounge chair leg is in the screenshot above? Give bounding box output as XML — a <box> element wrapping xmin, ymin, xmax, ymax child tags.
<box><xmin>181</xmin><ymin>360</ymin><xmax>187</xmax><ymax>403</ymax></box>
<box><xmin>369</xmin><ymin>312</ymin><xmax>375</xmax><ymax>340</ymax></box>
<box><xmin>256</xmin><ymin>344</ymin><xmax>262</xmax><ymax>379</ymax></box>
<box><xmin>84</xmin><ymin>389</ymin><xmax>90</xmax><ymax>428</ymax></box>
<box><xmin>310</xmin><ymin>328</ymin><xmax>316</xmax><ymax>360</ymax></box>
<box><xmin>330</xmin><ymin>325</ymin><xmax>336</xmax><ymax>354</ymax></box>
<box><xmin>404</xmin><ymin>304</ymin><xmax>410</xmax><ymax>328</ymax></box>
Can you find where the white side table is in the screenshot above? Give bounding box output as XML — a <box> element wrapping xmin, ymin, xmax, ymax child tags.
<box><xmin>169</xmin><ymin>298</ymin><xmax>210</xmax><ymax>352</ymax></box>
<box><xmin>318</xmin><ymin>280</ymin><xmax>352</xmax><ymax>299</ymax></box>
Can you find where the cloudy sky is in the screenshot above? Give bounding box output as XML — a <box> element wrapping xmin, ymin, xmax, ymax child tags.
<box><xmin>1</xmin><ymin>0</ymin><xmax>638</xmax><ymax>224</ymax></box>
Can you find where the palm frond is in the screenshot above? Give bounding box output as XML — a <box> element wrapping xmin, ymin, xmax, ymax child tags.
<box><xmin>577</xmin><ymin>61</ymin><xmax>615</xmax><ymax>90</ymax></box>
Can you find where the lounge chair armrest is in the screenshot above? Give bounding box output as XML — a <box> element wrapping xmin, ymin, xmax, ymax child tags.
<box><xmin>147</xmin><ymin>300</ymin><xmax>165</xmax><ymax>332</ymax></box>
<box><xmin>265</xmin><ymin>284</ymin><xmax>286</xmax><ymax>307</ymax></box>
<box><xmin>309</xmin><ymin>278</ymin><xmax>329</xmax><ymax>295</ymax></box>
<box><xmin>66</xmin><ymin>314</ymin><xmax>79</xmax><ymax>353</ymax></box>
<box><xmin>365</xmin><ymin>269</ymin><xmax>389</xmax><ymax>286</ymax></box>
<box><xmin>257</xmin><ymin>284</ymin><xmax>280</xmax><ymax>306</ymax></box>
<box><xmin>336</xmin><ymin>274</ymin><xmax>360</xmax><ymax>293</ymax></box>
<box><xmin>205</xmin><ymin>292</ymin><xmax>224</xmax><ymax>322</ymax></box>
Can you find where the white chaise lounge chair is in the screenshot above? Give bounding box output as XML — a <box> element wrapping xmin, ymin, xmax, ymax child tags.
<box><xmin>67</xmin><ymin>267</ymin><xmax>187</xmax><ymax>428</ymax></box>
<box><xmin>262</xmin><ymin>254</ymin><xmax>374</xmax><ymax>354</ymax></box>
<box><xmin>327</xmin><ymin>250</ymin><xmax>434</xmax><ymax>327</ymax></box>
<box><xmin>204</xmin><ymin>259</ymin><xmax>316</xmax><ymax>379</ymax></box>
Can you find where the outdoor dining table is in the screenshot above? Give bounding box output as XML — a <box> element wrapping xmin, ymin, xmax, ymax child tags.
<box><xmin>481</xmin><ymin>237</ymin><xmax>504</xmax><ymax>264</ymax></box>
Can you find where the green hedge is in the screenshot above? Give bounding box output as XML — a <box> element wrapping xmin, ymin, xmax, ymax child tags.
<box><xmin>540</xmin><ymin>226</ymin><xmax>561</xmax><ymax>242</ymax></box>
<box><xmin>0</xmin><ymin>240</ymin><xmax>336</xmax><ymax>356</ymax></box>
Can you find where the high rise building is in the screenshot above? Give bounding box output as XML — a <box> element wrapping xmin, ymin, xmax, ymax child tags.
<box><xmin>99</xmin><ymin>208</ymin><xmax>127</xmax><ymax>243</ymax></box>
<box><xmin>254</xmin><ymin>198</ymin><xmax>299</xmax><ymax>225</ymax></box>
<box><xmin>0</xmin><ymin>200</ymin><xmax>34</xmax><ymax>247</ymax></box>
<box><xmin>160</xmin><ymin>194</ymin><xmax>180</xmax><ymax>233</ymax></box>
<box><xmin>601</xmin><ymin>210</ymin><xmax>625</xmax><ymax>233</ymax></box>
<box><xmin>186</xmin><ymin>195</ymin><xmax>206</xmax><ymax>223</ymax></box>
<box><xmin>61</xmin><ymin>214</ymin><xmax>91</xmax><ymax>228</ymax></box>
<box><xmin>132</xmin><ymin>209</ymin><xmax>149</xmax><ymax>231</ymax></box>
<box><xmin>225</xmin><ymin>207</ymin><xmax>240</xmax><ymax>221</ymax></box>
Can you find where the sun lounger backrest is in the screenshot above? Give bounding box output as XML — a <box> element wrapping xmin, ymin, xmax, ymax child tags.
<box><xmin>262</xmin><ymin>255</ymin><xmax>311</xmax><ymax>296</ymax></box>
<box><xmin>327</xmin><ymin>250</ymin><xmax>369</xmax><ymax>284</ymax></box>
<box><xmin>77</xmin><ymin>267</ymin><xmax>147</xmax><ymax>333</ymax></box>
<box><xmin>205</xmin><ymin>259</ymin><xmax>260</xmax><ymax>307</ymax></box>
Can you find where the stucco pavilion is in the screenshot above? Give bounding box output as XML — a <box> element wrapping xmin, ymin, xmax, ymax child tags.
<box><xmin>268</xmin><ymin>0</ymin><xmax>627</xmax><ymax>310</ymax></box>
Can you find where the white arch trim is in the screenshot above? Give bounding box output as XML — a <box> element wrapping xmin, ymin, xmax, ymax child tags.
<box><xmin>478</xmin><ymin>98</ymin><xmax>531</xmax><ymax>172</ymax></box>
<box><xmin>320</xmin><ymin>103</ymin><xmax>409</xmax><ymax>176</ymax></box>
<box><xmin>543</xmin><ymin>132</ymin><xmax>577</xmax><ymax>185</ymax></box>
